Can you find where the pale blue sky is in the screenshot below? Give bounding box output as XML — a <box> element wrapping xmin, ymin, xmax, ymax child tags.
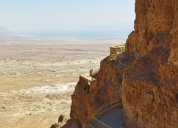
<box><xmin>0</xmin><ymin>0</ymin><xmax>135</xmax><ymax>36</ymax></box>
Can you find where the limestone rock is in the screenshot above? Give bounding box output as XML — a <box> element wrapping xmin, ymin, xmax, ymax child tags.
<box><xmin>70</xmin><ymin>54</ymin><xmax>127</xmax><ymax>128</ymax></box>
<box><xmin>67</xmin><ymin>0</ymin><xmax>178</xmax><ymax>128</ymax></box>
<box><xmin>122</xmin><ymin>0</ymin><xmax>178</xmax><ymax>127</ymax></box>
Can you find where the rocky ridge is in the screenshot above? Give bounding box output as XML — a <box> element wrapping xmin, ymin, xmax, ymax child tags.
<box><xmin>63</xmin><ymin>0</ymin><xmax>178</xmax><ymax>128</ymax></box>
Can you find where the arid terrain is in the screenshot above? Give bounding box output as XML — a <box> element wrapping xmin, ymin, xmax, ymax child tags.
<box><xmin>0</xmin><ymin>37</ymin><xmax>125</xmax><ymax>128</ymax></box>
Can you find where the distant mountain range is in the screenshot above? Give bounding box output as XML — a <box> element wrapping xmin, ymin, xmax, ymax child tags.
<box><xmin>0</xmin><ymin>26</ymin><xmax>19</xmax><ymax>39</ymax></box>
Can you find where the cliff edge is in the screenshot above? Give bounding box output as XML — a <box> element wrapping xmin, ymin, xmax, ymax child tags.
<box><xmin>64</xmin><ymin>0</ymin><xmax>178</xmax><ymax>128</ymax></box>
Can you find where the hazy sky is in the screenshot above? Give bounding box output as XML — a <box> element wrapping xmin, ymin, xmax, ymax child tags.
<box><xmin>0</xmin><ymin>0</ymin><xmax>135</xmax><ymax>36</ymax></box>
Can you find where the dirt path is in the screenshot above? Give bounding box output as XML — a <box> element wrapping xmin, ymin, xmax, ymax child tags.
<box><xmin>99</xmin><ymin>107</ymin><xmax>126</xmax><ymax>128</ymax></box>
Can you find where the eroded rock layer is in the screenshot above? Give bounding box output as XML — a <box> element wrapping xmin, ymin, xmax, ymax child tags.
<box><xmin>126</xmin><ymin>0</ymin><xmax>178</xmax><ymax>65</ymax></box>
<box><xmin>68</xmin><ymin>0</ymin><xmax>178</xmax><ymax>128</ymax></box>
<box><xmin>70</xmin><ymin>54</ymin><xmax>127</xmax><ymax>128</ymax></box>
<box><xmin>122</xmin><ymin>0</ymin><xmax>178</xmax><ymax>127</ymax></box>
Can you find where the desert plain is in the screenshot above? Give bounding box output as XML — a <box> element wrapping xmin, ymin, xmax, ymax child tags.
<box><xmin>0</xmin><ymin>37</ymin><xmax>125</xmax><ymax>128</ymax></box>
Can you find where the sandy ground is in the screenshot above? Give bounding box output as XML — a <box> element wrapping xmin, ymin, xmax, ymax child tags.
<box><xmin>0</xmin><ymin>37</ymin><xmax>125</xmax><ymax>128</ymax></box>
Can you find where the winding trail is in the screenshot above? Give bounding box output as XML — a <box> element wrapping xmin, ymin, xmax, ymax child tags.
<box><xmin>89</xmin><ymin>107</ymin><xmax>125</xmax><ymax>128</ymax></box>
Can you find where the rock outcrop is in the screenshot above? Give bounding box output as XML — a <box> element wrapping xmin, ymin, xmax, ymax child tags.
<box><xmin>70</xmin><ymin>53</ymin><xmax>127</xmax><ymax>128</ymax></box>
<box><xmin>66</xmin><ymin>0</ymin><xmax>178</xmax><ymax>128</ymax></box>
<box><xmin>122</xmin><ymin>0</ymin><xmax>178</xmax><ymax>127</ymax></box>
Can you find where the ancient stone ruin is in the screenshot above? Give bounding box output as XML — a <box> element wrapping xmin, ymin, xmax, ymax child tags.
<box><xmin>109</xmin><ymin>45</ymin><xmax>125</xmax><ymax>60</ymax></box>
<box><xmin>62</xmin><ymin>0</ymin><xmax>178</xmax><ymax>128</ymax></box>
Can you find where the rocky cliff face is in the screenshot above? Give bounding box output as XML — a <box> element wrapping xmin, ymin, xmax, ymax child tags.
<box><xmin>122</xmin><ymin>0</ymin><xmax>178</xmax><ymax>127</ymax></box>
<box><xmin>127</xmin><ymin>0</ymin><xmax>178</xmax><ymax>65</ymax></box>
<box><xmin>70</xmin><ymin>54</ymin><xmax>127</xmax><ymax>128</ymax></box>
<box><xmin>67</xmin><ymin>0</ymin><xmax>178</xmax><ymax>128</ymax></box>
